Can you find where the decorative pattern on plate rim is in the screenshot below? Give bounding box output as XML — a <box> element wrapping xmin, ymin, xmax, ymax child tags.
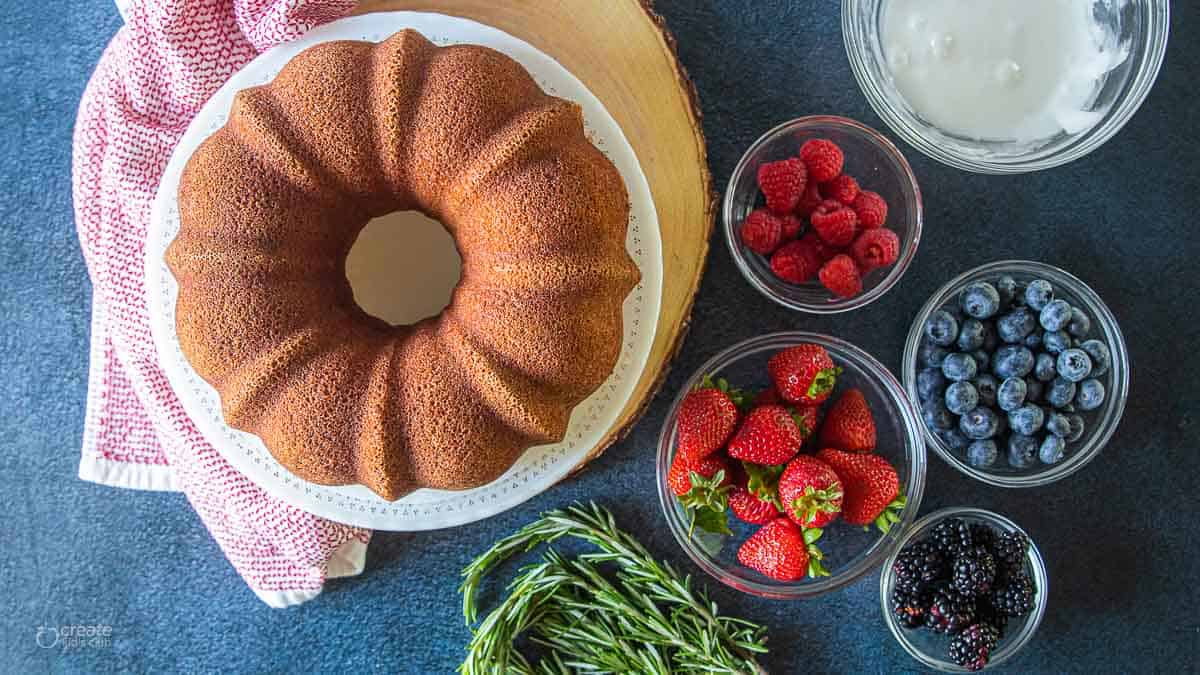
<box><xmin>145</xmin><ymin>12</ymin><xmax>663</xmax><ymax>531</ymax></box>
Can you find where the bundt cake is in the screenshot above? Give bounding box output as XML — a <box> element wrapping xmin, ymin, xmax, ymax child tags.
<box><xmin>165</xmin><ymin>29</ymin><xmax>640</xmax><ymax>501</ymax></box>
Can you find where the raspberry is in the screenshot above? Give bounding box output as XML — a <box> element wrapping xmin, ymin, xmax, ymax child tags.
<box><xmin>799</xmin><ymin>232</ymin><xmax>837</xmax><ymax>262</ymax></box>
<box><xmin>796</xmin><ymin>182</ymin><xmax>824</xmax><ymax>216</ymax></box>
<box><xmin>779</xmin><ymin>214</ymin><xmax>804</xmax><ymax>240</ymax></box>
<box><xmin>853</xmin><ymin>190</ymin><xmax>889</xmax><ymax>228</ymax></box>
<box><xmin>821</xmin><ymin>175</ymin><xmax>860</xmax><ymax>205</ymax></box>
<box><xmin>757</xmin><ymin>158</ymin><xmax>808</xmax><ymax>214</ymax></box>
<box><xmin>770</xmin><ymin>240</ymin><xmax>822</xmax><ymax>284</ymax></box>
<box><xmin>810</xmin><ymin>199</ymin><xmax>859</xmax><ymax>247</ymax></box>
<box><xmin>799</xmin><ymin>139</ymin><xmax>844</xmax><ymax>183</ymax></box>
<box><xmin>851</xmin><ymin>228</ymin><xmax>900</xmax><ymax>272</ymax></box>
<box><xmin>819</xmin><ymin>254</ymin><xmax>863</xmax><ymax>298</ymax></box>
<box><xmin>740</xmin><ymin>209</ymin><xmax>783</xmax><ymax>255</ymax></box>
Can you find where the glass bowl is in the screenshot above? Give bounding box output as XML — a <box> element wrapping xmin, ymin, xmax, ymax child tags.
<box><xmin>880</xmin><ymin>507</ymin><xmax>1049</xmax><ymax>672</ymax></box>
<box><xmin>656</xmin><ymin>331</ymin><xmax>926</xmax><ymax>599</ymax></box>
<box><xmin>903</xmin><ymin>260</ymin><xmax>1129</xmax><ymax>487</ymax></box>
<box><xmin>722</xmin><ymin>116</ymin><xmax>922</xmax><ymax>314</ymax></box>
<box><xmin>842</xmin><ymin>0</ymin><xmax>1170</xmax><ymax>174</ymax></box>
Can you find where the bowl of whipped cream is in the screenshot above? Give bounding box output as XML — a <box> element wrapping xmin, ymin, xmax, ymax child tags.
<box><xmin>843</xmin><ymin>0</ymin><xmax>1169</xmax><ymax>173</ymax></box>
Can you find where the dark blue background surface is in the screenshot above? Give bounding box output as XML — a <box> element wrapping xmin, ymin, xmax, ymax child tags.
<box><xmin>3</xmin><ymin>1</ymin><xmax>1197</xmax><ymax>672</ymax></box>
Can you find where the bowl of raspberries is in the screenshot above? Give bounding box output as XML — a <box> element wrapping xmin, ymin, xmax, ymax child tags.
<box><xmin>881</xmin><ymin>508</ymin><xmax>1048</xmax><ymax>671</ymax></box>
<box><xmin>903</xmin><ymin>260</ymin><xmax>1129</xmax><ymax>487</ymax></box>
<box><xmin>656</xmin><ymin>332</ymin><xmax>926</xmax><ymax>599</ymax></box>
<box><xmin>723</xmin><ymin>115</ymin><xmax>922</xmax><ymax>312</ymax></box>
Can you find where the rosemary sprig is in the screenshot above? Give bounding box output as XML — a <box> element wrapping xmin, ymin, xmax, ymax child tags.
<box><xmin>459</xmin><ymin>502</ymin><xmax>769</xmax><ymax>675</ymax></box>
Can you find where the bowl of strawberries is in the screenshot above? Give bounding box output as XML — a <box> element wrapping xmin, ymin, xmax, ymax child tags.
<box><xmin>723</xmin><ymin>116</ymin><xmax>922</xmax><ymax>313</ymax></box>
<box><xmin>657</xmin><ymin>332</ymin><xmax>927</xmax><ymax>599</ymax></box>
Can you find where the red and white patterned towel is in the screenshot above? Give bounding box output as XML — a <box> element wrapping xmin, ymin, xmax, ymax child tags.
<box><xmin>72</xmin><ymin>0</ymin><xmax>367</xmax><ymax>608</ymax></box>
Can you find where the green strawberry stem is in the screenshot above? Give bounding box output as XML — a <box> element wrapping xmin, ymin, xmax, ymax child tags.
<box><xmin>679</xmin><ymin>470</ymin><xmax>732</xmax><ymax>537</ymax></box>
<box><xmin>806</xmin><ymin>366</ymin><xmax>843</xmax><ymax>401</ymax></box>
<box><xmin>789</xmin><ymin>484</ymin><xmax>844</xmax><ymax>526</ymax></box>
<box><xmin>699</xmin><ymin>374</ymin><xmax>753</xmax><ymax>410</ymax></box>
<box><xmin>742</xmin><ymin>461</ymin><xmax>785</xmax><ymax>510</ymax></box>
<box><xmin>802</xmin><ymin>527</ymin><xmax>830</xmax><ymax>578</ymax></box>
<box><xmin>870</xmin><ymin>493</ymin><xmax>907</xmax><ymax>534</ymax></box>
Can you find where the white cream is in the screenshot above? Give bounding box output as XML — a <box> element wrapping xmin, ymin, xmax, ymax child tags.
<box><xmin>880</xmin><ymin>0</ymin><xmax>1128</xmax><ymax>142</ymax></box>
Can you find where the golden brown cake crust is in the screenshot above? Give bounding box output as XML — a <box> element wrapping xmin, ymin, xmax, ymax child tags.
<box><xmin>165</xmin><ymin>30</ymin><xmax>639</xmax><ymax>500</ymax></box>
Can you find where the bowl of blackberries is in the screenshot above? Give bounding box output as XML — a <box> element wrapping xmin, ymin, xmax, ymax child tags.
<box><xmin>880</xmin><ymin>507</ymin><xmax>1048</xmax><ymax>671</ymax></box>
<box><xmin>903</xmin><ymin>260</ymin><xmax>1129</xmax><ymax>487</ymax></box>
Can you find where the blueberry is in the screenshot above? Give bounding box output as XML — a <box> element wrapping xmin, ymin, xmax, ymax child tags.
<box><xmin>993</xmin><ymin>345</ymin><xmax>1035</xmax><ymax>379</ymax></box>
<box><xmin>974</xmin><ymin>374</ymin><xmax>999</xmax><ymax>408</ymax></box>
<box><xmin>1024</xmin><ymin>279</ymin><xmax>1054</xmax><ymax>311</ymax></box>
<box><xmin>942</xmin><ymin>352</ymin><xmax>978</xmax><ymax>382</ymax></box>
<box><xmin>1039</xmin><ymin>435</ymin><xmax>1066</xmax><ymax>464</ymax></box>
<box><xmin>1056</xmin><ymin>348</ymin><xmax>1093</xmax><ymax>382</ymax></box>
<box><xmin>997</xmin><ymin>377</ymin><xmax>1027</xmax><ymax>411</ymax></box>
<box><xmin>1034</xmin><ymin>353</ymin><xmax>1057</xmax><ymax>382</ymax></box>
<box><xmin>1076</xmin><ymin>378</ymin><xmax>1106</xmax><ymax>411</ymax></box>
<box><xmin>917</xmin><ymin>368</ymin><xmax>947</xmax><ymax>402</ymax></box>
<box><xmin>946</xmin><ymin>381</ymin><xmax>979</xmax><ymax>415</ymax></box>
<box><xmin>936</xmin><ymin>428</ymin><xmax>970</xmax><ymax>451</ymax></box>
<box><xmin>1046</xmin><ymin>377</ymin><xmax>1077</xmax><ymax>409</ymax></box>
<box><xmin>957</xmin><ymin>318</ymin><xmax>986</xmax><ymax>351</ymax></box>
<box><xmin>1025</xmin><ymin>376</ymin><xmax>1044</xmax><ymax>403</ymax></box>
<box><xmin>960</xmin><ymin>406</ymin><xmax>1001</xmax><ymax>440</ymax></box>
<box><xmin>923</xmin><ymin>401</ymin><xmax>955</xmax><ymax>430</ymax></box>
<box><xmin>1060</xmin><ymin>403</ymin><xmax>1076</xmax><ymax>413</ymax></box>
<box><xmin>1008</xmin><ymin>404</ymin><xmax>1045</xmax><ymax>435</ymax></box>
<box><xmin>1068</xmin><ymin>307</ymin><xmax>1092</xmax><ymax>338</ymax></box>
<box><xmin>960</xmin><ymin>282</ymin><xmax>1001</xmax><ymax>319</ymax></box>
<box><xmin>1080</xmin><ymin>339</ymin><xmax>1111</xmax><ymax>377</ymax></box>
<box><xmin>1007</xmin><ymin>434</ymin><xmax>1039</xmax><ymax>469</ymax></box>
<box><xmin>1045</xmin><ymin>412</ymin><xmax>1071</xmax><ymax>438</ymax></box>
<box><xmin>996</xmin><ymin>308</ymin><xmax>1037</xmax><ymax>343</ymax></box>
<box><xmin>1042</xmin><ymin>330</ymin><xmax>1070</xmax><ymax>354</ymax></box>
<box><xmin>995</xmin><ymin>275</ymin><xmax>1019</xmax><ymax>307</ymax></box>
<box><xmin>1066</xmin><ymin>414</ymin><xmax>1086</xmax><ymax>442</ymax></box>
<box><xmin>970</xmin><ymin>350</ymin><xmax>990</xmax><ymax>373</ymax></box>
<box><xmin>981</xmin><ymin>321</ymin><xmax>999</xmax><ymax>351</ymax></box>
<box><xmin>1039</xmin><ymin>299</ymin><xmax>1072</xmax><ymax>332</ymax></box>
<box><xmin>925</xmin><ymin>310</ymin><xmax>960</xmax><ymax>347</ymax></box>
<box><xmin>967</xmin><ymin>440</ymin><xmax>998</xmax><ymax>468</ymax></box>
<box><xmin>920</xmin><ymin>342</ymin><xmax>949</xmax><ymax>368</ymax></box>
<box><xmin>1024</xmin><ymin>332</ymin><xmax>1043</xmax><ymax>350</ymax></box>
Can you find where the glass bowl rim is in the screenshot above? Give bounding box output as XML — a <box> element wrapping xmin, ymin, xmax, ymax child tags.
<box><xmin>878</xmin><ymin>506</ymin><xmax>1050</xmax><ymax>671</ymax></box>
<box><xmin>902</xmin><ymin>259</ymin><xmax>1130</xmax><ymax>487</ymax></box>
<box><xmin>656</xmin><ymin>330</ymin><xmax>927</xmax><ymax>599</ymax></box>
<box><xmin>721</xmin><ymin>115</ymin><xmax>923</xmax><ymax>314</ymax></box>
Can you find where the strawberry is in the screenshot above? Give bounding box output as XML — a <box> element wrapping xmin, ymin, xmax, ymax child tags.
<box><xmin>799</xmin><ymin>139</ymin><xmax>844</xmax><ymax>183</ymax></box>
<box><xmin>676</xmin><ymin>376</ymin><xmax>746</xmax><ymax>462</ymax></box>
<box><xmin>821</xmin><ymin>174</ymin><xmax>860</xmax><ymax>205</ymax></box>
<box><xmin>757</xmin><ymin>157</ymin><xmax>808</xmax><ymax>214</ymax></box>
<box><xmin>810</xmin><ymin>199</ymin><xmax>859</xmax><ymax>247</ymax></box>
<box><xmin>817</xmin><ymin>388</ymin><xmax>877</xmax><ymax>453</ymax></box>
<box><xmin>737</xmin><ymin>517</ymin><xmax>829</xmax><ymax>580</ymax></box>
<box><xmin>768</xmin><ymin>343</ymin><xmax>841</xmax><ymax>405</ymax></box>
<box><xmin>740</xmin><ymin>209</ymin><xmax>784</xmax><ymax>255</ymax></box>
<box><xmin>726</xmin><ymin>405</ymin><xmax>806</xmax><ymax>465</ymax></box>
<box><xmin>669</xmin><ymin>453</ymin><xmax>733</xmax><ymax>536</ymax></box>
<box><xmin>792</xmin><ymin>404</ymin><xmax>821</xmax><ymax>444</ymax></box>
<box><xmin>819</xmin><ymin>254</ymin><xmax>863</xmax><ymax>298</ymax></box>
<box><xmin>729</xmin><ymin>486</ymin><xmax>780</xmax><ymax>524</ymax></box>
<box><xmin>817</xmin><ymin>448</ymin><xmax>906</xmax><ymax>533</ymax></box>
<box><xmin>778</xmin><ymin>455</ymin><xmax>844</xmax><ymax>528</ymax></box>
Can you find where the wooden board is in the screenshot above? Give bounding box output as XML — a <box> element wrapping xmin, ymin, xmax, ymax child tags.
<box><xmin>354</xmin><ymin>1</ymin><xmax>714</xmax><ymax>470</ymax></box>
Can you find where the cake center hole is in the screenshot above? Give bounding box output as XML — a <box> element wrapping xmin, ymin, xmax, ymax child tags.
<box><xmin>346</xmin><ymin>211</ymin><xmax>463</xmax><ymax>326</ymax></box>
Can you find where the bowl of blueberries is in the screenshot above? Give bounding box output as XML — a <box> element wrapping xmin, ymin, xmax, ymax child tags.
<box><xmin>902</xmin><ymin>261</ymin><xmax>1129</xmax><ymax>487</ymax></box>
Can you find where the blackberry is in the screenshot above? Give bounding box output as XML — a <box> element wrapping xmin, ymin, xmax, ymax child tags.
<box><xmin>949</xmin><ymin>623</ymin><xmax>1000</xmax><ymax>671</ymax></box>
<box><xmin>992</xmin><ymin>531</ymin><xmax>1029</xmax><ymax>579</ymax></box>
<box><xmin>953</xmin><ymin>546</ymin><xmax>997</xmax><ymax>597</ymax></box>
<box><xmin>969</xmin><ymin>524</ymin><xmax>997</xmax><ymax>550</ymax></box>
<box><xmin>974</xmin><ymin>596</ymin><xmax>1009</xmax><ymax>638</ymax></box>
<box><xmin>931</xmin><ymin>518</ymin><xmax>974</xmax><ymax>556</ymax></box>
<box><xmin>993</xmin><ymin>572</ymin><xmax>1036</xmax><ymax>617</ymax></box>
<box><xmin>925</xmin><ymin>584</ymin><xmax>977</xmax><ymax>634</ymax></box>
<box><xmin>893</xmin><ymin>540</ymin><xmax>948</xmax><ymax>591</ymax></box>
<box><xmin>891</xmin><ymin>585</ymin><xmax>931</xmax><ymax>629</ymax></box>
